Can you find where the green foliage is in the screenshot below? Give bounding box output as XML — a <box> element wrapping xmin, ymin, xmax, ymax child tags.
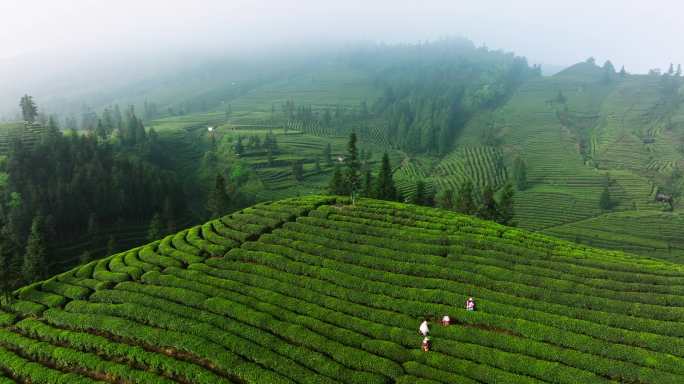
<box><xmin>498</xmin><ymin>183</ymin><xmax>515</xmax><ymax>226</ymax></box>
<box><xmin>455</xmin><ymin>181</ymin><xmax>477</xmax><ymax>215</ymax></box>
<box><xmin>147</xmin><ymin>212</ymin><xmax>163</xmax><ymax>242</ymax></box>
<box><xmin>362</xmin><ymin>169</ymin><xmax>373</xmax><ymax>197</ymax></box>
<box><xmin>207</xmin><ymin>174</ymin><xmax>230</xmax><ymax>219</ymax></box>
<box><xmin>599</xmin><ymin>186</ymin><xmax>613</xmax><ymax>211</ymax></box>
<box><xmin>375</xmin><ymin>153</ymin><xmax>397</xmax><ymax>201</ymax></box>
<box><xmin>19</xmin><ymin>95</ymin><xmax>38</xmax><ymax>123</ymax></box>
<box><xmin>4</xmin><ymin>196</ymin><xmax>684</xmax><ymax>384</ymax></box>
<box><xmin>411</xmin><ymin>180</ymin><xmax>434</xmax><ymax>206</ymax></box>
<box><xmin>437</xmin><ymin>189</ymin><xmax>455</xmax><ymax>210</ymax></box>
<box><xmin>22</xmin><ymin>215</ymin><xmax>46</xmax><ymax>283</ymax></box>
<box><xmin>366</xmin><ymin>40</ymin><xmax>538</xmax><ymax>154</ymax></box>
<box><xmin>345</xmin><ymin>132</ymin><xmax>361</xmax><ymax>197</ymax></box>
<box><xmin>513</xmin><ymin>157</ymin><xmax>528</xmax><ymax>191</ymax></box>
<box><xmin>328</xmin><ymin>165</ymin><xmax>346</xmax><ymax>195</ymax></box>
<box><xmin>291</xmin><ymin>160</ymin><xmax>304</xmax><ymax>182</ymax></box>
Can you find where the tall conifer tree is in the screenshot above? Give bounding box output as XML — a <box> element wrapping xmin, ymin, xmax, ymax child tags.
<box><xmin>375</xmin><ymin>153</ymin><xmax>397</xmax><ymax>201</ymax></box>
<box><xmin>22</xmin><ymin>215</ymin><xmax>46</xmax><ymax>283</ymax></box>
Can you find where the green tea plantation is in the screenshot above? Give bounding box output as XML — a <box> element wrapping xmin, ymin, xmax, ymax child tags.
<box><xmin>2</xmin><ymin>196</ymin><xmax>684</xmax><ymax>383</ymax></box>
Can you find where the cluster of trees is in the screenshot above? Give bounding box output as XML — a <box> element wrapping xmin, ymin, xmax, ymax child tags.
<box><xmin>437</xmin><ymin>181</ymin><xmax>516</xmax><ymax>226</ymax></box>
<box><xmin>234</xmin><ymin>132</ymin><xmax>279</xmax><ymax>158</ymax></box>
<box><xmin>36</xmin><ymin>101</ymin><xmax>162</xmax><ymax>136</ymax></box>
<box><xmin>328</xmin><ymin>133</ymin><xmax>398</xmax><ymax>202</ymax></box>
<box><xmin>358</xmin><ymin>40</ymin><xmax>539</xmax><ymax>154</ymax></box>
<box><xmin>327</xmin><ymin>133</ymin><xmax>515</xmax><ymax>225</ymax></box>
<box><xmin>202</xmin><ymin>133</ymin><xmax>261</xmax><ymax>221</ymax></box>
<box><xmin>0</xmin><ymin>97</ymin><xmax>188</xmax><ymax>298</ymax></box>
<box><xmin>648</xmin><ymin>63</ymin><xmax>684</xmax><ymax>77</ymax></box>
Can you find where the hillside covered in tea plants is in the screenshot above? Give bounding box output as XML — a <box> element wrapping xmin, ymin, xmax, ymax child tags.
<box><xmin>139</xmin><ymin>45</ymin><xmax>684</xmax><ymax>263</ymax></box>
<box><xmin>1</xmin><ymin>196</ymin><xmax>684</xmax><ymax>383</ymax></box>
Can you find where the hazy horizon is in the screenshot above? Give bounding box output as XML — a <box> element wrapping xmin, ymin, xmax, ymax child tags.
<box><xmin>2</xmin><ymin>1</ymin><xmax>683</xmax><ymax>71</ymax></box>
<box><xmin>2</xmin><ymin>0</ymin><xmax>683</xmax><ymax>118</ymax></box>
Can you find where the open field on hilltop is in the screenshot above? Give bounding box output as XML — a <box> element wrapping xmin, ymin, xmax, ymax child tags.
<box><xmin>3</xmin><ymin>197</ymin><xmax>684</xmax><ymax>383</ymax></box>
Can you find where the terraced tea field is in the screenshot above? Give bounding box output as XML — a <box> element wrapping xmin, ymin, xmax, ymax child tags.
<box><xmin>2</xmin><ymin>196</ymin><xmax>684</xmax><ymax>383</ymax></box>
<box><xmin>0</xmin><ymin>122</ymin><xmax>46</xmax><ymax>154</ymax></box>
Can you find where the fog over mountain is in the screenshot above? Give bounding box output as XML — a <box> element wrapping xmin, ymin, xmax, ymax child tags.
<box><xmin>1</xmin><ymin>0</ymin><xmax>682</xmax><ymax>117</ymax></box>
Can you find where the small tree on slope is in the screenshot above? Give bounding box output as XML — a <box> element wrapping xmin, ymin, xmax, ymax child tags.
<box><xmin>374</xmin><ymin>153</ymin><xmax>397</xmax><ymax>201</ymax></box>
<box><xmin>478</xmin><ymin>185</ymin><xmax>498</xmax><ymax>221</ymax></box>
<box><xmin>22</xmin><ymin>215</ymin><xmax>47</xmax><ymax>283</ymax></box>
<box><xmin>207</xmin><ymin>174</ymin><xmax>231</xmax><ymax>219</ymax></box>
<box><xmin>497</xmin><ymin>183</ymin><xmax>516</xmax><ymax>226</ymax></box>
<box><xmin>147</xmin><ymin>213</ymin><xmax>163</xmax><ymax>242</ymax></box>
<box><xmin>345</xmin><ymin>133</ymin><xmax>361</xmax><ymax>201</ymax></box>
<box><xmin>328</xmin><ymin>166</ymin><xmax>346</xmax><ymax>195</ymax></box>
<box><xmin>455</xmin><ymin>181</ymin><xmax>477</xmax><ymax>215</ymax></box>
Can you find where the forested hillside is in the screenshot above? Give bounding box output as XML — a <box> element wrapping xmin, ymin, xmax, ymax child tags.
<box><xmin>1</xmin><ymin>196</ymin><xmax>683</xmax><ymax>383</ymax></box>
<box><xmin>4</xmin><ymin>39</ymin><xmax>684</xmax><ymax>294</ymax></box>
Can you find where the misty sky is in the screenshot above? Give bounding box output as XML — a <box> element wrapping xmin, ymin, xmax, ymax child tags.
<box><xmin>0</xmin><ymin>0</ymin><xmax>682</xmax><ymax>73</ymax></box>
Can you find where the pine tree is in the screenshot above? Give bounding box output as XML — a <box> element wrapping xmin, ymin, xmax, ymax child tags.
<box><xmin>478</xmin><ymin>185</ymin><xmax>498</xmax><ymax>221</ymax></box>
<box><xmin>603</xmin><ymin>60</ymin><xmax>616</xmax><ymax>73</ymax></box>
<box><xmin>126</xmin><ymin>108</ymin><xmax>139</xmax><ymax>145</ymax></box>
<box><xmin>136</xmin><ymin>117</ymin><xmax>147</xmax><ymax>144</ymax></box>
<box><xmin>362</xmin><ymin>170</ymin><xmax>373</xmax><ymax>197</ymax></box>
<box><xmin>234</xmin><ymin>136</ymin><xmax>244</xmax><ymax>155</ymax></box>
<box><xmin>513</xmin><ymin>157</ymin><xmax>528</xmax><ymax>191</ymax></box>
<box><xmin>96</xmin><ymin>119</ymin><xmax>106</xmax><ymax>139</ymax></box>
<box><xmin>292</xmin><ymin>160</ymin><xmax>304</xmax><ymax>182</ymax></box>
<box><xmin>345</xmin><ymin>133</ymin><xmax>361</xmax><ymax>199</ymax></box>
<box><xmin>438</xmin><ymin>189</ymin><xmax>455</xmax><ymax>210</ymax></box>
<box><xmin>323</xmin><ymin>143</ymin><xmax>332</xmax><ymax>166</ymax></box>
<box><xmin>555</xmin><ymin>90</ymin><xmax>567</xmax><ymax>104</ymax></box>
<box><xmin>46</xmin><ymin>116</ymin><xmax>60</xmax><ymax>138</ymax></box>
<box><xmin>328</xmin><ymin>165</ymin><xmax>346</xmax><ymax>195</ymax></box>
<box><xmin>0</xmin><ymin>239</ymin><xmax>18</xmax><ymax>304</ymax></box>
<box><xmin>497</xmin><ymin>183</ymin><xmax>515</xmax><ymax>225</ymax></box>
<box><xmin>375</xmin><ymin>153</ymin><xmax>397</xmax><ymax>201</ymax></box>
<box><xmin>207</xmin><ymin>174</ymin><xmax>231</xmax><ymax>219</ymax></box>
<box><xmin>599</xmin><ymin>186</ymin><xmax>613</xmax><ymax>211</ymax></box>
<box><xmin>455</xmin><ymin>181</ymin><xmax>477</xmax><ymax>215</ymax></box>
<box><xmin>668</xmin><ymin>63</ymin><xmax>675</xmax><ymax>76</ymax></box>
<box><xmin>147</xmin><ymin>213</ymin><xmax>163</xmax><ymax>242</ymax></box>
<box><xmin>22</xmin><ymin>215</ymin><xmax>46</xmax><ymax>283</ymax></box>
<box><xmin>0</xmin><ymin>242</ymin><xmax>8</xmax><ymax>302</ymax></box>
<box><xmin>424</xmin><ymin>184</ymin><xmax>436</xmax><ymax>207</ymax></box>
<box><xmin>603</xmin><ymin>60</ymin><xmax>615</xmax><ymax>83</ymax></box>
<box><xmin>19</xmin><ymin>95</ymin><xmax>38</xmax><ymax>123</ymax></box>
<box><xmin>413</xmin><ymin>181</ymin><xmax>426</xmax><ymax>205</ymax></box>
<box><xmin>619</xmin><ymin>66</ymin><xmax>627</xmax><ymax>77</ymax></box>
<box><xmin>677</xmin><ymin>64</ymin><xmax>682</xmax><ymax>77</ymax></box>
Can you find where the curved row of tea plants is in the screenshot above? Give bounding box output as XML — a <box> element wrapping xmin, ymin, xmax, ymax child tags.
<box><xmin>1</xmin><ymin>196</ymin><xmax>684</xmax><ymax>383</ymax></box>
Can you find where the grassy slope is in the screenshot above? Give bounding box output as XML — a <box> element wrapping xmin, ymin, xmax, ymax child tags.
<box><xmin>2</xmin><ymin>196</ymin><xmax>684</xmax><ymax>383</ymax></box>
<box><xmin>137</xmin><ymin>62</ymin><xmax>684</xmax><ymax>262</ymax></box>
<box><xmin>147</xmin><ymin>63</ymin><xmax>404</xmax><ymax>202</ymax></box>
<box><xmin>453</xmin><ymin>63</ymin><xmax>684</xmax><ymax>261</ymax></box>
